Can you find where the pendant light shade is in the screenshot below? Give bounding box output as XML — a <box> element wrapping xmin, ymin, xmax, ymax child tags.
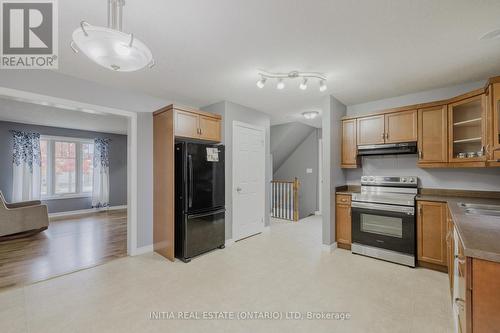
<box><xmin>70</xmin><ymin>1</ymin><xmax>154</xmax><ymax>72</ymax></box>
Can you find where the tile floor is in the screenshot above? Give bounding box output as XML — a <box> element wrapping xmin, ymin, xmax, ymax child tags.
<box><xmin>0</xmin><ymin>215</ymin><xmax>454</xmax><ymax>333</ymax></box>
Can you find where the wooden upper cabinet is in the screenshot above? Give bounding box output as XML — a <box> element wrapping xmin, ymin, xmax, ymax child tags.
<box><xmin>448</xmin><ymin>94</ymin><xmax>487</xmax><ymax>163</ymax></box>
<box><xmin>418</xmin><ymin>106</ymin><xmax>448</xmax><ymax>164</ymax></box>
<box><xmin>492</xmin><ymin>83</ymin><xmax>500</xmax><ymax>151</ymax></box>
<box><xmin>385</xmin><ymin>110</ymin><xmax>417</xmax><ymax>143</ymax></box>
<box><xmin>341</xmin><ymin>119</ymin><xmax>359</xmax><ymax>168</ymax></box>
<box><xmin>173</xmin><ymin>108</ymin><xmax>222</xmax><ymax>142</ymax></box>
<box><xmin>174</xmin><ymin>110</ymin><xmax>199</xmax><ymax>139</ymax></box>
<box><xmin>357</xmin><ymin>115</ymin><xmax>385</xmax><ymax>145</ymax></box>
<box><xmin>199</xmin><ymin>115</ymin><xmax>221</xmax><ymax>142</ymax></box>
<box><xmin>417</xmin><ymin>201</ymin><xmax>447</xmax><ymax>267</ymax></box>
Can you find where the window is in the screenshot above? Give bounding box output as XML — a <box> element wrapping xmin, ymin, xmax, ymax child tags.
<box><xmin>40</xmin><ymin>136</ymin><xmax>94</xmax><ymax>199</ymax></box>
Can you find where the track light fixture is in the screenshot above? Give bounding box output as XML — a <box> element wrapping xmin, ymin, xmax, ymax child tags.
<box><xmin>319</xmin><ymin>80</ymin><xmax>327</xmax><ymax>92</ymax></box>
<box><xmin>299</xmin><ymin>78</ymin><xmax>308</xmax><ymax>90</ymax></box>
<box><xmin>256</xmin><ymin>70</ymin><xmax>327</xmax><ymax>92</ymax></box>
<box><xmin>256</xmin><ymin>76</ymin><xmax>267</xmax><ymax>89</ymax></box>
<box><xmin>277</xmin><ymin>79</ymin><xmax>285</xmax><ymax>90</ymax></box>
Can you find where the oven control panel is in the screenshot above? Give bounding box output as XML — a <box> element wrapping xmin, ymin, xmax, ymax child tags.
<box><xmin>361</xmin><ymin>176</ymin><xmax>418</xmax><ymax>187</ymax></box>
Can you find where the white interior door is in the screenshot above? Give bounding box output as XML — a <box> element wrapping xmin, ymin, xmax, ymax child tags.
<box><xmin>233</xmin><ymin>121</ymin><xmax>265</xmax><ymax>241</ymax></box>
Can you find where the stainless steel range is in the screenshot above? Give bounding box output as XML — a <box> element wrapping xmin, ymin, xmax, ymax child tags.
<box><xmin>351</xmin><ymin>176</ymin><xmax>418</xmax><ymax>267</ymax></box>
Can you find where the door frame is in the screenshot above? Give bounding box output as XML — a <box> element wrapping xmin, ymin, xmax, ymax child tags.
<box><xmin>0</xmin><ymin>87</ymin><xmax>141</xmax><ymax>255</ymax></box>
<box><xmin>232</xmin><ymin>120</ymin><xmax>266</xmax><ymax>241</ymax></box>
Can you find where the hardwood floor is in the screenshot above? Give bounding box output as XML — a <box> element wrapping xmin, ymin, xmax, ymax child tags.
<box><xmin>0</xmin><ymin>210</ymin><xmax>127</xmax><ymax>290</ymax></box>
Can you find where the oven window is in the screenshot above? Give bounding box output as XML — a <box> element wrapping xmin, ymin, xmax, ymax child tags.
<box><xmin>360</xmin><ymin>213</ymin><xmax>403</xmax><ymax>238</ymax></box>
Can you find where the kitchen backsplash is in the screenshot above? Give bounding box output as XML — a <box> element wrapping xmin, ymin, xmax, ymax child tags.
<box><xmin>345</xmin><ymin>155</ymin><xmax>500</xmax><ymax>191</ymax></box>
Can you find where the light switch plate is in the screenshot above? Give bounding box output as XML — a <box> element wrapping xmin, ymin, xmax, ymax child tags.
<box><xmin>306</xmin><ymin>168</ymin><xmax>313</xmax><ymax>174</ymax></box>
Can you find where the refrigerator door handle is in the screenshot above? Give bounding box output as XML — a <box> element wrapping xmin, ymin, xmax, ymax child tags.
<box><xmin>188</xmin><ymin>209</ymin><xmax>226</xmax><ymax>219</ymax></box>
<box><xmin>188</xmin><ymin>154</ymin><xmax>193</xmax><ymax>208</ymax></box>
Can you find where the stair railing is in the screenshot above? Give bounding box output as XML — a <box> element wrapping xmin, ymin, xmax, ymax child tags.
<box><xmin>271</xmin><ymin>178</ymin><xmax>299</xmax><ymax>221</ymax></box>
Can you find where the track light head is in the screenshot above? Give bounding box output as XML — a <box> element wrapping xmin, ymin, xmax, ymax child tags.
<box><xmin>256</xmin><ymin>77</ymin><xmax>267</xmax><ymax>89</ymax></box>
<box><xmin>299</xmin><ymin>78</ymin><xmax>308</xmax><ymax>90</ymax></box>
<box><xmin>319</xmin><ymin>80</ymin><xmax>327</xmax><ymax>92</ymax></box>
<box><xmin>277</xmin><ymin>79</ymin><xmax>285</xmax><ymax>90</ymax></box>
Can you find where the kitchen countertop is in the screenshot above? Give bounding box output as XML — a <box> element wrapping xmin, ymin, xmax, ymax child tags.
<box><xmin>335</xmin><ymin>185</ymin><xmax>360</xmax><ymax>195</ymax></box>
<box><xmin>417</xmin><ymin>194</ymin><xmax>500</xmax><ymax>263</ymax></box>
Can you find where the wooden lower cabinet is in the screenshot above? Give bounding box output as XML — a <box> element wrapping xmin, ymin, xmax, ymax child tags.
<box><xmin>447</xmin><ymin>205</ymin><xmax>500</xmax><ymax>333</ymax></box>
<box><xmin>446</xmin><ymin>208</ymin><xmax>455</xmax><ymax>297</ymax></box>
<box><xmin>335</xmin><ymin>194</ymin><xmax>351</xmax><ymax>249</ymax></box>
<box><xmin>417</xmin><ymin>201</ymin><xmax>448</xmax><ymax>269</ymax></box>
<box><xmin>472</xmin><ymin>259</ymin><xmax>500</xmax><ymax>333</ymax></box>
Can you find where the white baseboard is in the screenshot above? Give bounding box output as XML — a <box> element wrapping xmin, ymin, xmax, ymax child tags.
<box><xmin>322</xmin><ymin>242</ymin><xmax>337</xmax><ymax>253</ymax></box>
<box><xmin>225</xmin><ymin>239</ymin><xmax>235</xmax><ymax>247</ymax></box>
<box><xmin>49</xmin><ymin>205</ymin><xmax>127</xmax><ymax>218</ymax></box>
<box><xmin>131</xmin><ymin>244</ymin><xmax>153</xmax><ymax>256</ymax></box>
<box><xmin>314</xmin><ymin>211</ymin><xmax>321</xmax><ymax>216</ymax></box>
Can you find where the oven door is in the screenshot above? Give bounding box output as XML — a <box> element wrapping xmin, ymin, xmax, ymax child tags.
<box><xmin>351</xmin><ymin>202</ymin><xmax>415</xmax><ymax>255</ymax></box>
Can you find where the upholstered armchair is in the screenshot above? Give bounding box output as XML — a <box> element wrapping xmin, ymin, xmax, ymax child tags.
<box><xmin>0</xmin><ymin>191</ymin><xmax>49</xmax><ymax>239</ymax></box>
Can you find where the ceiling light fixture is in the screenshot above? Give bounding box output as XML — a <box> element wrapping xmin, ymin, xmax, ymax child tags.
<box><xmin>299</xmin><ymin>78</ymin><xmax>308</xmax><ymax>90</ymax></box>
<box><xmin>302</xmin><ymin>111</ymin><xmax>319</xmax><ymax>120</ymax></box>
<box><xmin>256</xmin><ymin>70</ymin><xmax>327</xmax><ymax>92</ymax></box>
<box><xmin>256</xmin><ymin>76</ymin><xmax>267</xmax><ymax>88</ymax></box>
<box><xmin>277</xmin><ymin>79</ymin><xmax>285</xmax><ymax>90</ymax></box>
<box><xmin>70</xmin><ymin>0</ymin><xmax>154</xmax><ymax>72</ymax></box>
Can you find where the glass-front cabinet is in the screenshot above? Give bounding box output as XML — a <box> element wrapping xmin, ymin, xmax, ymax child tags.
<box><xmin>448</xmin><ymin>94</ymin><xmax>487</xmax><ymax>163</ymax></box>
<box><xmin>493</xmin><ymin>83</ymin><xmax>500</xmax><ymax>151</ymax></box>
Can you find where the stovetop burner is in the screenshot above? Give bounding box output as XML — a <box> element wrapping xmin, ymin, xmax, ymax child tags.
<box><xmin>353</xmin><ymin>175</ymin><xmax>418</xmax><ymax>207</ymax></box>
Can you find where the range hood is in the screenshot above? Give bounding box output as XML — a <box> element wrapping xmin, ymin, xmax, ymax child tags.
<box><xmin>357</xmin><ymin>142</ymin><xmax>417</xmax><ymax>156</ymax></box>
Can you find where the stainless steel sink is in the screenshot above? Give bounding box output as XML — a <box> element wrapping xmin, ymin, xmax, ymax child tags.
<box><xmin>459</xmin><ymin>203</ymin><xmax>500</xmax><ymax>217</ymax></box>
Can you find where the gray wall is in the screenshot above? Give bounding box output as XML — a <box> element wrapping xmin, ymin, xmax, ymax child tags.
<box><xmin>274</xmin><ymin>129</ymin><xmax>319</xmax><ymax>219</ymax></box>
<box><xmin>345</xmin><ymin>80</ymin><xmax>500</xmax><ymax>190</ymax></box>
<box><xmin>346</xmin><ymin>80</ymin><xmax>486</xmax><ymax>117</ymax></box>
<box><xmin>0</xmin><ymin>70</ymin><xmax>168</xmax><ymax>249</ymax></box>
<box><xmin>0</xmin><ymin>120</ymin><xmax>127</xmax><ymax>213</ymax></box>
<box><xmin>202</xmin><ymin>101</ymin><xmax>272</xmax><ymax>240</ymax></box>
<box><xmin>136</xmin><ymin>113</ymin><xmax>154</xmax><ymax>248</ymax></box>
<box><xmin>322</xmin><ymin>96</ymin><xmax>347</xmax><ymax>246</ymax></box>
<box><xmin>270</xmin><ymin>122</ymin><xmax>315</xmax><ymax>172</ymax></box>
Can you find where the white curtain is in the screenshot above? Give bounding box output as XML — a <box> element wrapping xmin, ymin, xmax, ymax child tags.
<box><xmin>92</xmin><ymin>138</ymin><xmax>111</xmax><ymax>208</ymax></box>
<box><xmin>11</xmin><ymin>130</ymin><xmax>41</xmax><ymax>202</ymax></box>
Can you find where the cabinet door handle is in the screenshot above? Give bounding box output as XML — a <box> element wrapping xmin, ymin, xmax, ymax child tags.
<box><xmin>381</xmin><ymin>133</ymin><xmax>385</xmax><ymax>139</ymax></box>
<box><xmin>455</xmin><ymin>255</ymin><xmax>466</xmax><ymax>265</ymax></box>
<box><xmin>418</xmin><ymin>150</ymin><xmax>423</xmax><ymax>159</ymax></box>
<box><xmin>418</xmin><ymin>205</ymin><xmax>422</xmax><ymax>216</ymax></box>
<box><xmin>454</xmin><ymin>298</ymin><xmax>465</xmax><ymax>310</ymax></box>
<box><xmin>385</xmin><ymin>132</ymin><xmax>389</xmax><ymax>139</ymax></box>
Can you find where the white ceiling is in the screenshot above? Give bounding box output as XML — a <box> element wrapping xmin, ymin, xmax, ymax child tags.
<box><xmin>56</xmin><ymin>0</ymin><xmax>500</xmax><ymax>123</ymax></box>
<box><xmin>0</xmin><ymin>97</ymin><xmax>128</xmax><ymax>134</ymax></box>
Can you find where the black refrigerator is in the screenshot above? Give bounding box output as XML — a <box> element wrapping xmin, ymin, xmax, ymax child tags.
<box><xmin>174</xmin><ymin>142</ymin><xmax>225</xmax><ymax>262</ymax></box>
